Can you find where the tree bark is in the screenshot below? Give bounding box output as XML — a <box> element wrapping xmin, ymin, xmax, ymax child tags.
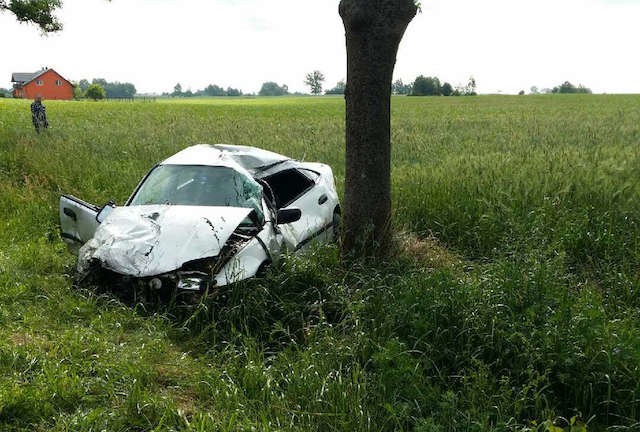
<box><xmin>339</xmin><ymin>0</ymin><xmax>417</xmax><ymax>257</ymax></box>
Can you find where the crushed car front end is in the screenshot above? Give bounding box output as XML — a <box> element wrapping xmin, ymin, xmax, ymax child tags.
<box><xmin>76</xmin><ymin>205</ymin><xmax>274</xmax><ymax>297</ymax></box>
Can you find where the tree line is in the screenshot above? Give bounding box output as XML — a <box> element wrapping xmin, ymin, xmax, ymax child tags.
<box><xmin>320</xmin><ymin>75</ymin><xmax>478</xmax><ymax>96</ymax></box>
<box><xmin>167</xmin><ymin>83</ymin><xmax>243</xmax><ymax>97</ymax></box>
<box><xmin>157</xmin><ymin>77</ymin><xmax>592</xmax><ymax>98</ymax></box>
<box><xmin>293</xmin><ymin>71</ymin><xmax>474</xmax><ymax>97</ymax></box>
<box><xmin>74</xmin><ymin>79</ymin><xmax>137</xmax><ymax>100</ymax></box>
<box><xmin>528</xmin><ymin>81</ymin><xmax>592</xmax><ymax>95</ymax></box>
<box><xmin>166</xmin><ymin>81</ymin><xmax>295</xmax><ymax>97</ymax></box>
<box><xmin>403</xmin><ymin>76</ymin><xmax>477</xmax><ymax>96</ymax></box>
<box><xmin>0</xmin><ymin>77</ymin><xmax>595</xmax><ymax>100</ymax></box>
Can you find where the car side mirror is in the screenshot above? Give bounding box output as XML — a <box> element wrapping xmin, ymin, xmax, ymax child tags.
<box><xmin>277</xmin><ymin>208</ymin><xmax>301</xmax><ymax>224</ymax></box>
<box><xmin>96</xmin><ymin>200</ymin><xmax>116</xmax><ymax>223</ymax></box>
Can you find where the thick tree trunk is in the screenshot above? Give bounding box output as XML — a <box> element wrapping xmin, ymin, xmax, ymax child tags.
<box><xmin>339</xmin><ymin>0</ymin><xmax>417</xmax><ymax>257</ymax></box>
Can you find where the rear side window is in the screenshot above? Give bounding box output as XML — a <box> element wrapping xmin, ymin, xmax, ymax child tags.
<box><xmin>263</xmin><ymin>169</ymin><xmax>314</xmax><ymax>208</ymax></box>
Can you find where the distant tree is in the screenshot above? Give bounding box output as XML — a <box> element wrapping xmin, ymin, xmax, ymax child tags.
<box><xmin>91</xmin><ymin>78</ymin><xmax>107</xmax><ymax>88</ymax></box>
<box><xmin>411</xmin><ymin>75</ymin><xmax>441</xmax><ymax>96</ymax></box>
<box><xmin>518</xmin><ymin>90</ymin><xmax>525</xmax><ymax>95</ymax></box>
<box><xmin>0</xmin><ymin>88</ymin><xmax>7</xmax><ymax>97</ymax></box>
<box><xmin>552</xmin><ymin>81</ymin><xmax>591</xmax><ymax>94</ymax></box>
<box><xmin>192</xmin><ymin>85</ymin><xmax>243</xmax><ymax>97</ymax></box>
<box><xmin>172</xmin><ymin>83</ymin><xmax>182</xmax><ymax>97</ymax></box>
<box><xmin>325</xmin><ymin>80</ymin><xmax>346</xmax><ymax>95</ymax></box>
<box><xmin>576</xmin><ymin>84</ymin><xmax>592</xmax><ymax>94</ymax></box>
<box><xmin>464</xmin><ymin>76</ymin><xmax>477</xmax><ymax>96</ymax></box>
<box><xmin>530</xmin><ymin>86</ymin><xmax>540</xmax><ymax>95</ymax></box>
<box><xmin>78</xmin><ymin>79</ymin><xmax>90</xmax><ymax>92</ymax></box>
<box><xmin>392</xmin><ymin>79</ymin><xmax>412</xmax><ymax>95</ymax></box>
<box><xmin>441</xmin><ymin>82</ymin><xmax>453</xmax><ymax>96</ymax></box>
<box><xmin>111</xmin><ymin>82</ymin><xmax>136</xmax><ymax>98</ymax></box>
<box><xmin>304</xmin><ymin>70</ymin><xmax>325</xmax><ymax>95</ymax></box>
<box><xmin>201</xmin><ymin>84</ymin><xmax>225</xmax><ymax>96</ymax></box>
<box><xmin>211</xmin><ymin>85</ymin><xmax>225</xmax><ymax>96</ymax></box>
<box><xmin>87</xmin><ymin>78</ymin><xmax>135</xmax><ymax>98</ymax></box>
<box><xmin>446</xmin><ymin>77</ymin><xmax>477</xmax><ymax>96</ymax></box>
<box><xmin>72</xmin><ymin>82</ymin><xmax>83</xmax><ymax>99</ymax></box>
<box><xmin>259</xmin><ymin>81</ymin><xmax>288</xmax><ymax>96</ymax></box>
<box><xmin>107</xmin><ymin>82</ymin><xmax>134</xmax><ymax>98</ymax></box>
<box><xmin>85</xmin><ymin>83</ymin><xmax>105</xmax><ymax>101</ymax></box>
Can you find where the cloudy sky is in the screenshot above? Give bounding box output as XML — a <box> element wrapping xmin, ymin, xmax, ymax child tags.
<box><xmin>1</xmin><ymin>0</ymin><xmax>639</xmax><ymax>95</ymax></box>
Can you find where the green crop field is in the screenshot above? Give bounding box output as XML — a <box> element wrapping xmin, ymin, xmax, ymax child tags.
<box><xmin>0</xmin><ymin>95</ymin><xmax>639</xmax><ymax>431</ymax></box>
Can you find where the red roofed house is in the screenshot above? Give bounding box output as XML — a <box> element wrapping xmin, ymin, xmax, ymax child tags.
<box><xmin>11</xmin><ymin>68</ymin><xmax>73</xmax><ymax>100</ymax></box>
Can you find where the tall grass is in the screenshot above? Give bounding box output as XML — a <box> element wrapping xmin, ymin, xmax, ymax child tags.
<box><xmin>0</xmin><ymin>95</ymin><xmax>639</xmax><ymax>430</ymax></box>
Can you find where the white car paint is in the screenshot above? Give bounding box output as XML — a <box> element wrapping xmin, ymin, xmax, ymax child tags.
<box><xmin>60</xmin><ymin>144</ymin><xmax>340</xmax><ymax>292</ymax></box>
<box><xmin>78</xmin><ymin>205</ymin><xmax>252</xmax><ymax>277</ymax></box>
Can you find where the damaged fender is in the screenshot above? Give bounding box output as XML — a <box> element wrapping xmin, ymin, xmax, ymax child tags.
<box><xmin>79</xmin><ymin>205</ymin><xmax>252</xmax><ymax>277</ymax></box>
<box><xmin>215</xmin><ymin>236</ymin><xmax>270</xmax><ymax>286</ymax></box>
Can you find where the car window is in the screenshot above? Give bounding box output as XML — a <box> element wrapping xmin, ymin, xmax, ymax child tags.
<box><xmin>129</xmin><ymin>165</ymin><xmax>264</xmax><ymax>223</ymax></box>
<box><xmin>262</xmin><ymin>169</ymin><xmax>315</xmax><ymax>209</ymax></box>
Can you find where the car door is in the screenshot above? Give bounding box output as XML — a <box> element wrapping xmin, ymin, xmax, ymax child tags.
<box><xmin>263</xmin><ymin>168</ymin><xmax>333</xmax><ymax>249</ymax></box>
<box><xmin>259</xmin><ymin>198</ymin><xmax>285</xmax><ymax>261</ymax></box>
<box><xmin>59</xmin><ymin>195</ymin><xmax>100</xmax><ymax>253</ymax></box>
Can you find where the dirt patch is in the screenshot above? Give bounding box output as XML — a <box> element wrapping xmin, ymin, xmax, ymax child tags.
<box><xmin>10</xmin><ymin>331</ymin><xmax>51</xmax><ymax>349</ymax></box>
<box><xmin>395</xmin><ymin>232</ymin><xmax>463</xmax><ymax>271</ymax></box>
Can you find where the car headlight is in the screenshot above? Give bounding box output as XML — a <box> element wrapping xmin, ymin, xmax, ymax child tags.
<box><xmin>176</xmin><ymin>271</ymin><xmax>215</xmax><ymax>291</ymax></box>
<box><xmin>177</xmin><ymin>277</ymin><xmax>204</xmax><ymax>291</ymax></box>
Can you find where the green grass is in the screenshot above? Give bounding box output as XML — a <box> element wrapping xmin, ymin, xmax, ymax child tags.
<box><xmin>0</xmin><ymin>95</ymin><xmax>639</xmax><ymax>430</ymax></box>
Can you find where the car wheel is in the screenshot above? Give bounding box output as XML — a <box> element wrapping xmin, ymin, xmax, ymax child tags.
<box><xmin>256</xmin><ymin>261</ymin><xmax>271</xmax><ymax>278</ymax></box>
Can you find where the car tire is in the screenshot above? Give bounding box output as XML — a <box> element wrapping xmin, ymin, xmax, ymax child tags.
<box><xmin>256</xmin><ymin>261</ymin><xmax>271</xmax><ymax>278</ymax></box>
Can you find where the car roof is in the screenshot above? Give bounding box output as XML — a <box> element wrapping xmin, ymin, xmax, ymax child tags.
<box><xmin>161</xmin><ymin>144</ymin><xmax>290</xmax><ymax>173</ymax></box>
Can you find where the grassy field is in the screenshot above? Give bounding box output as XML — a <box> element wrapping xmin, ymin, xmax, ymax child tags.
<box><xmin>0</xmin><ymin>94</ymin><xmax>639</xmax><ymax>431</ymax></box>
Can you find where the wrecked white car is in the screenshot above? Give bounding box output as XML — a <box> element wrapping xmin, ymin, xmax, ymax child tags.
<box><xmin>60</xmin><ymin>144</ymin><xmax>340</xmax><ymax>294</ymax></box>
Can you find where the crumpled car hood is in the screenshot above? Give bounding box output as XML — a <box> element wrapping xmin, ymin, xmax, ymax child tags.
<box><xmin>78</xmin><ymin>205</ymin><xmax>252</xmax><ymax>277</ymax></box>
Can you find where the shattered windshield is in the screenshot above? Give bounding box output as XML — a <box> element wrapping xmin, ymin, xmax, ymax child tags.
<box><xmin>129</xmin><ymin>165</ymin><xmax>264</xmax><ymax>221</ymax></box>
